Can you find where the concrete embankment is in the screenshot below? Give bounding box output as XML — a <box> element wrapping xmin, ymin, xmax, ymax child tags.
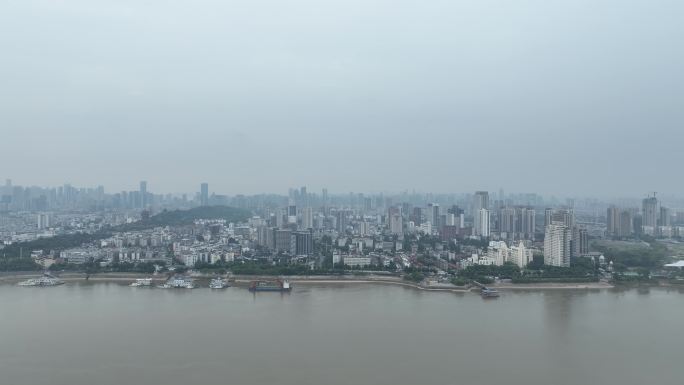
<box><xmin>1</xmin><ymin>271</ymin><xmax>614</xmax><ymax>291</ymax></box>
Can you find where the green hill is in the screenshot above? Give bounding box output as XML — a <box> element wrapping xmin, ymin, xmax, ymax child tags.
<box><xmin>0</xmin><ymin>206</ymin><xmax>252</xmax><ymax>262</ymax></box>
<box><xmin>115</xmin><ymin>205</ymin><xmax>251</xmax><ymax>232</ymax></box>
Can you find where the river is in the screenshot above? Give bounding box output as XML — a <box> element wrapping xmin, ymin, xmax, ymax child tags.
<box><xmin>0</xmin><ymin>282</ymin><xmax>682</xmax><ymax>385</ymax></box>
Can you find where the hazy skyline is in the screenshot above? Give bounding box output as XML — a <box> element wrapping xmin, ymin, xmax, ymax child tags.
<box><xmin>2</xmin><ymin>0</ymin><xmax>683</xmax><ymax>196</ymax></box>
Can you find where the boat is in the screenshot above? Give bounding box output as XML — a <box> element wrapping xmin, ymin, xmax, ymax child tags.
<box><xmin>170</xmin><ymin>275</ymin><xmax>196</xmax><ymax>289</ymax></box>
<box><xmin>18</xmin><ymin>273</ymin><xmax>64</xmax><ymax>287</ymax></box>
<box><xmin>481</xmin><ymin>287</ymin><xmax>500</xmax><ymax>298</ymax></box>
<box><xmin>248</xmin><ymin>279</ymin><xmax>291</xmax><ymax>292</ymax></box>
<box><xmin>209</xmin><ymin>278</ymin><xmax>229</xmax><ymax>289</ymax></box>
<box><xmin>157</xmin><ymin>275</ymin><xmax>195</xmax><ymax>289</ymax></box>
<box><xmin>129</xmin><ymin>278</ymin><xmax>153</xmax><ymax>287</ymax></box>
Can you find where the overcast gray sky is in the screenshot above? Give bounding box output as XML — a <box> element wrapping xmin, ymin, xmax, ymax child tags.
<box><xmin>1</xmin><ymin>0</ymin><xmax>683</xmax><ymax>196</ymax></box>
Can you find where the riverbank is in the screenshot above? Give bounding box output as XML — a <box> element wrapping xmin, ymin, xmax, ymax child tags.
<box><xmin>238</xmin><ymin>277</ymin><xmax>472</xmax><ymax>293</ymax></box>
<box><xmin>492</xmin><ymin>281</ymin><xmax>614</xmax><ymax>290</ymax></box>
<box><xmin>0</xmin><ymin>271</ymin><xmax>618</xmax><ymax>291</ymax></box>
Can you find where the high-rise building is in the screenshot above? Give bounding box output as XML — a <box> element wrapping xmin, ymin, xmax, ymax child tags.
<box><xmin>619</xmin><ymin>210</ymin><xmax>634</xmax><ymax>237</ymax></box>
<box><xmin>499</xmin><ymin>206</ymin><xmax>536</xmax><ymax>240</ymax></box>
<box><xmin>336</xmin><ymin>210</ymin><xmax>348</xmax><ymax>233</ymax></box>
<box><xmin>607</xmin><ymin>206</ymin><xmax>621</xmax><ymax>236</ymax></box>
<box><xmin>36</xmin><ymin>213</ymin><xmax>51</xmax><ymax>229</ymax></box>
<box><xmin>291</xmin><ymin>230</ymin><xmax>313</xmax><ymax>256</ymax></box>
<box><xmin>521</xmin><ymin>208</ymin><xmax>536</xmax><ymax>240</ymax></box>
<box><xmin>499</xmin><ymin>207</ymin><xmax>516</xmax><ymax>235</ymax></box>
<box><xmin>139</xmin><ymin>181</ymin><xmax>147</xmax><ymax>208</ymax></box>
<box><xmin>576</xmin><ymin>227</ymin><xmax>589</xmax><ymax>256</ymax></box>
<box><xmin>642</xmin><ymin>197</ymin><xmax>658</xmax><ymax>228</ymax></box>
<box><xmin>426</xmin><ymin>203</ymin><xmax>436</xmax><ymax>226</ymax></box>
<box><xmin>607</xmin><ymin>207</ymin><xmax>634</xmax><ymax>238</ymax></box>
<box><xmin>544</xmin><ymin>223</ymin><xmax>572</xmax><ymax>267</ymax></box>
<box><xmin>301</xmin><ymin>207</ymin><xmax>313</xmax><ymax>230</ymax></box>
<box><xmin>472</xmin><ymin>191</ymin><xmax>489</xmax><ymax>234</ymax></box>
<box><xmin>659</xmin><ymin>206</ymin><xmax>671</xmax><ymax>227</ymax></box>
<box><xmin>412</xmin><ymin>207</ymin><xmax>422</xmax><ymax>225</ymax></box>
<box><xmin>550</xmin><ymin>209</ymin><xmax>575</xmax><ymax>228</ymax></box>
<box><xmin>544</xmin><ymin>208</ymin><xmax>554</xmax><ymax>228</ymax></box>
<box><xmin>473</xmin><ymin>191</ymin><xmax>489</xmax><ymax>212</ymax></box>
<box><xmin>477</xmin><ymin>209</ymin><xmax>490</xmax><ymax>237</ymax></box>
<box><xmin>390</xmin><ymin>213</ymin><xmax>403</xmax><ymax>235</ymax></box>
<box><xmin>446</xmin><ymin>213</ymin><xmax>456</xmax><ymax>226</ymax></box>
<box><xmin>299</xmin><ymin>186</ymin><xmax>308</xmax><ymax>207</ymax></box>
<box><xmin>432</xmin><ymin>204</ymin><xmax>441</xmax><ymax>229</ymax></box>
<box><xmin>358</xmin><ymin>221</ymin><xmax>370</xmax><ymax>236</ymax></box>
<box><xmin>200</xmin><ymin>183</ymin><xmax>209</xmax><ymax>206</ymax></box>
<box><xmin>274</xmin><ymin>228</ymin><xmax>292</xmax><ymax>253</ymax></box>
<box><xmin>288</xmin><ymin>205</ymin><xmax>297</xmax><ymax>224</ymax></box>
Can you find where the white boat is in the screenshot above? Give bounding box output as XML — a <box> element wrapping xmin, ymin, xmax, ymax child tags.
<box><xmin>167</xmin><ymin>275</ymin><xmax>196</xmax><ymax>289</ymax></box>
<box><xmin>209</xmin><ymin>278</ymin><xmax>228</xmax><ymax>289</ymax></box>
<box><xmin>18</xmin><ymin>274</ymin><xmax>64</xmax><ymax>287</ymax></box>
<box><xmin>129</xmin><ymin>278</ymin><xmax>153</xmax><ymax>287</ymax></box>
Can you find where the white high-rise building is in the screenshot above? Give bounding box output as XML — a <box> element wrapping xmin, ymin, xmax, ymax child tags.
<box><xmin>476</xmin><ymin>209</ymin><xmax>490</xmax><ymax>237</ymax></box>
<box><xmin>544</xmin><ymin>224</ymin><xmax>572</xmax><ymax>267</ymax></box>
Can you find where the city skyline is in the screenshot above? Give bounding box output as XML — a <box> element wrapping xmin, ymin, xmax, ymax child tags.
<box><xmin>2</xmin><ymin>0</ymin><xmax>684</xmax><ymax>196</ymax></box>
<box><xmin>1</xmin><ymin>177</ymin><xmax>682</xmax><ymax>202</ymax></box>
<box><xmin>2</xmin><ymin>2</ymin><xmax>683</xmax><ymax>385</ymax></box>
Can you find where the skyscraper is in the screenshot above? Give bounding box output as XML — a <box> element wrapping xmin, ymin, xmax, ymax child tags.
<box><xmin>473</xmin><ymin>191</ymin><xmax>489</xmax><ymax>212</ymax></box>
<box><xmin>642</xmin><ymin>196</ymin><xmax>658</xmax><ymax>228</ymax></box>
<box><xmin>607</xmin><ymin>207</ymin><xmax>634</xmax><ymax>238</ymax></box>
<box><xmin>336</xmin><ymin>210</ymin><xmax>348</xmax><ymax>233</ymax></box>
<box><xmin>659</xmin><ymin>206</ymin><xmax>671</xmax><ymax>227</ymax></box>
<box><xmin>390</xmin><ymin>213</ymin><xmax>403</xmax><ymax>235</ymax></box>
<box><xmin>544</xmin><ymin>223</ymin><xmax>572</xmax><ymax>267</ymax></box>
<box><xmin>291</xmin><ymin>230</ymin><xmax>314</xmax><ymax>256</ymax></box>
<box><xmin>619</xmin><ymin>210</ymin><xmax>634</xmax><ymax>237</ymax></box>
<box><xmin>477</xmin><ymin>209</ymin><xmax>491</xmax><ymax>237</ymax></box>
<box><xmin>139</xmin><ymin>181</ymin><xmax>147</xmax><ymax>208</ymax></box>
<box><xmin>200</xmin><ymin>183</ymin><xmax>209</xmax><ymax>206</ymax></box>
<box><xmin>36</xmin><ymin>213</ymin><xmax>51</xmax><ymax>230</ymax></box>
<box><xmin>432</xmin><ymin>204</ymin><xmax>441</xmax><ymax>229</ymax></box>
<box><xmin>299</xmin><ymin>186</ymin><xmax>307</xmax><ymax>207</ymax></box>
<box><xmin>301</xmin><ymin>207</ymin><xmax>313</xmax><ymax>230</ymax></box>
<box><xmin>544</xmin><ymin>208</ymin><xmax>554</xmax><ymax>228</ymax></box>
<box><xmin>472</xmin><ymin>191</ymin><xmax>489</xmax><ymax>236</ymax></box>
<box><xmin>607</xmin><ymin>206</ymin><xmax>621</xmax><ymax>236</ymax></box>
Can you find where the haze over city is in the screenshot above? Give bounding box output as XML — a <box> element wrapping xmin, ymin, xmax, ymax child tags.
<box><xmin>4</xmin><ymin>2</ymin><xmax>684</xmax><ymax>385</ymax></box>
<box><xmin>2</xmin><ymin>0</ymin><xmax>684</xmax><ymax>196</ymax></box>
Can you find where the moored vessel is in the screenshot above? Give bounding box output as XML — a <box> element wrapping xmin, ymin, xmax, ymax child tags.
<box><xmin>158</xmin><ymin>275</ymin><xmax>196</xmax><ymax>289</ymax></box>
<box><xmin>129</xmin><ymin>278</ymin><xmax>153</xmax><ymax>287</ymax></box>
<box><xmin>248</xmin><ymin>279</ymin><xmax>291</xmax><ymax>292</ymax></box>
<box><xmin>18</xmin><ymin>273</ymin><xmax>64</xmax><ymax>287</ymax></box>
<box><xmin>481</xmin><ymin>287</ymin><xmax>500</xmax><ymax>298</ymax></box>
<box><xmin>209</xmin><ymin>278</ymin><xmax>229</xmax><ymax>289</ymax></box>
